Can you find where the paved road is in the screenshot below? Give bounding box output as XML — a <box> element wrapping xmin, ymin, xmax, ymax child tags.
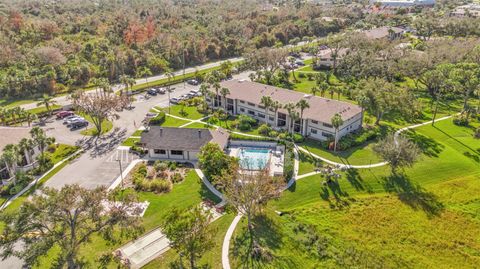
<box><xmin>18</xmin><ymin>57</ymin><xmax>244</xmax><ymax>111</ymax></box>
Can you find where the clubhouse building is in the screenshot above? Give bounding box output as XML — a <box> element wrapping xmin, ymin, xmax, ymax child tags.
<box><xmin>207</xmin><ymin>80</ymin><xmax>363</xmax><ymax>141</ymax></box>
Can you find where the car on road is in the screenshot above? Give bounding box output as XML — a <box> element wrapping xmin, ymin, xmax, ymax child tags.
<box><xmin>156</xmin><ymin>88</ymin><xmax>166</xmax><ymax>94</ymax></box>
<box><xmin>186</xmin><ymin>79</ymin><xmax>199</xmax><ymax>85</ymax></box>
<box><xmin>147</xmin><ymin>89</ymin><xmax>157</xmax><ymax>95</ymax></box>
<box><xmin>56</xmin><ymin>111</ymin><xmax>74</xmax><ymax>119</ymax></box>
<box><xmin>170</xmin><ymin>97</ymin><xmax>180</xmax><ymax>104</ymax></box>
<box><xmin>70</xmin><ymin>120</ymin><xmax>89</xmax><ymax>130</ymax></box>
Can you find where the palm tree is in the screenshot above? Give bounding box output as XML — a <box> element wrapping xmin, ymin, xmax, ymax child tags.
<box><xmin>319</xmin><ymin>82</ymin><xmax>328</xmax><ymax>97</ymax></box>
<box><xmin>328</xmin><ymin>86</ymin><xmax>335</xmax><ymax>99</ymax></box>
<box><xmin>296</xmin><ymin>99</ymin><xmax>310</xmax><ymax>135</ymax></box>
<box><xmin>119</xmin><ymin>75</ymin><xmax>135</xmax><ymax>96</ymax></box>
<box><xmin>220</xmin><ymin>87</ymin><xmax>230</xmax><ymax>111</ymax></box>
<box><xmin>30</xmin><ymin>127</ymin><xmax>55</xmax><ymax>166</ymax></box>
<box><xmin>271</xmin><ymin>101</ymin><xmax>282</xmax><ymax>127</ymax></box>
<box><xmin>10</xmin><ymin>106</ymin><xmax>22</xmax><ymax>125</ymax></box>
<box><xmin>1</xmin><ymin>144</ymin><xmax>21</xmax><ymax>182</ymax></box>
<box><xmin>36</xmin><ymin>94</ymin><xmax>57</xmax><ymax>116</ymax></box>
<box><xmin>311</xmin><ymin>86</ymin><xmax>319</xmax><ymax>96</ymax></box>
<box><xmin>288</xmin><ymin>57</ymin><xmax>297</xmax><ymax>82</ymax></box>
<box><xmin>260</xmin><ymin>96</ymin><xmax>273</xmax><ymax>124</ymax></box>
<box><xmin>331</xmin><ymin>113</ymin><xmax>344</xmax><ymax>152</ymax></box>
<box><xmin>283</xmin><ymin>103</ymin><xmax>297</xmax><ymax>134</ymax></box>
<box><xmin>138</xmin><ymin>66</ymin><xmax>153</xmax><ymax>86</ymax></box>
<box><xmin>18</xmin><ymin>138</ymin><xmax>34</xmax><ymax>165</ymax></box>
<box><xmin>199</xmin><ymin>84</ymin><xmax>210</xmax><ymax>111</ymax></box>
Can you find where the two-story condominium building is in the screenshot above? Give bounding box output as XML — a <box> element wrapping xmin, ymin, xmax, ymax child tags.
<box><xmin>207</xmin><ymin>80</ymin><xmax>363</xmax><ymax>141</ymax></box>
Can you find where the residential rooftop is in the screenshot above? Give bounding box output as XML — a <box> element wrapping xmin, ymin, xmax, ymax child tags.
<box><xmin>140</xmin><ymin>127</ymin><xmax>229</xmax><ymax>151</ymax></box>
<box><xmin>363</xmin><ymin>26</ymin><xmax>405</xmax><ymax>39</ymax></box>
<box><xmin>0</xmin><ymin>127</ymin><xmax>32</xmax><ymax>152</ymax></box>
<box><xmin>219</xmin><ymin>80</ymin><xmax>362</xmax><ymax>123</ymax></box>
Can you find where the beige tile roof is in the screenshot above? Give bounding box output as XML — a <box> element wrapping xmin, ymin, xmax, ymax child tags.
<box><xmin>220</xmin><ymin>80</ymin><xmax>362</xmax><ymax>123</ymax></box>
<box><xmin>141</xmin><ymin>127</ymin><xmax>229</xmax><ymax>151</ymax></box>
<box><xmin>363</xmin><ymin>26</ymin><xmax>405</xmax><ymax>39</ymax></box>
<box><xmin>0</xmin><ymin>127</ymin><xmax>32</xmax><ymax>151</ymax></box>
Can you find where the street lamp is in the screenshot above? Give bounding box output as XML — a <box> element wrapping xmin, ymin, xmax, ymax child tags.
<box><xmin>116</xmin><ymin>159</ymin><xmax>124</xmax><ymax>187</ymax></box>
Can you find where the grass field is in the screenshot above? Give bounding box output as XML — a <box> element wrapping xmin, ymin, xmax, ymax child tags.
<box><xmin>231</xmin><ymin>119</ymin><xmax>480</xmax><ymax>268</ymax></box>
<box><xmin>166</xmin><ymin>105</ymin><xmax>206</xmax><ymax>120</ymax></box>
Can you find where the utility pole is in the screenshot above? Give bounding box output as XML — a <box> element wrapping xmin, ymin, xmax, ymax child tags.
<box><xmin>182</xmin><ymin>48</ymin><xmax>186</xmax><ymax>91</ymax></box>
<box><xmin>116</xmin><ymin>159</ymin><xmax>124</xmax><ymax>187</ymax></box>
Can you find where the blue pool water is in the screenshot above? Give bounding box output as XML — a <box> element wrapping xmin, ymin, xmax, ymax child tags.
<box><xmin>238</xmin><ymin>148</ymin><xmax>270</xmax><ymax>170</ymax></box>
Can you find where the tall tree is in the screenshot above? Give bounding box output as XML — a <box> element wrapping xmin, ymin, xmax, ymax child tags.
<box><xmin>137</xmin><ymin>66</ymin><xmax>152</xmax><ymax>87</ymax></box>
<box><xmin>71</xmin><ymin>90</ymin><xmax>123</xmax><ymax>136</ymax></box>
<box><xmin>0</xmin><ymin>185</ymin><xmax>142</xmax><ymax>269</ymax></box>
<box><xmin>260</xmin><ymin>96</ymin><xmax>273</xmax><ymax>124</ymax></box>
<box><xmin>283</xmin><ymin>102</ymin><xmax>297</xmax><ymax>134</ymax></box>
<box><xmin>162</xmin><ymin>205</ymin><xmax>215</xmax><ymax>269</ymax></box>
<box><xmin>220</xmin><ymin>87</ymin><xmax>230</xmax><ymax>110</ymax></box>
<box><xmin>331</xmin><ymin>113</ymin><xmax>344</xmax><ymax>152</ymax></box>
<box><xmin>29</xmin><ymin>127</ymin><xmax>55</xmax><ymax>165</ymax></box>
<box><xmin>373</xmin><ymin>134</ymin><xmax>420</xmax><ymax>175</ymax></box>
<box><xmin>220</xmin><ymin>168</ymin><xmax>284</xmax><ymax>258</ymax></box>
<box><xmin>450</xmin><ymin>63</ymin><xmax>480</xmax><ymax>112</ymax></box>
<box><xmin>246</xmin><ymin>47</ymin><xmax>288</xmax><ymax>85</ymax></box>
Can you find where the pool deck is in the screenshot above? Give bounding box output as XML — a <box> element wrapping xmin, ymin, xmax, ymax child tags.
<box><xmin>227</xmin><ymin>146</ymin><xmax>284</xmax><ymax>176</ymax></box>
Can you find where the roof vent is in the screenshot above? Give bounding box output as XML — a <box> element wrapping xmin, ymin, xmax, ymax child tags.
<box><xmin>239</xmin><ymin>79</ymin><xmax>246</xmax><ymax>83</ymax></box>
<box><xmin>303</xmin><ymin>94</ymin><xmax>312</xmax><ymax>99</ymax></box>
<box><xmin>159</xmin><ymin>128</ymin><xmax>163</xmax><ymax>136</ymax></box>
<box><xmin>198</xmin><ymin>130</ymin><xmax>202</xmax><ymax>138</ymax></box>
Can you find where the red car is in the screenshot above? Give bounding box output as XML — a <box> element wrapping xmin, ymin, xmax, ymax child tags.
<box><xmin>56</xmin><ymin>111</ymin><xmax>74</xmax><ymax>119</ymax></box>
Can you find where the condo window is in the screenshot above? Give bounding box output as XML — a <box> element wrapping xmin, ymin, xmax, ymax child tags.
<box><xmin>247</xmin><ymin>102</ymin><xmax>255</xmax><ymax>106</ymax></box>
<box><xmin>322</xmin><ymin>132</ymin><xmax>333</xmax><ymax>138</ymax></box>
<box><xmin>258</xmin><ymin>105</ymin><xmax>265</xmax><ymax>109</ymax></box>
<box><xmin>311</xmin><ymin>120</ymin><xmax>319</xmax><ymax>124</ymax></box>
<box><xmin>171</xmin><ymin>150</ymin><xmax>183</xmax><ymax>156</ymax></box>
<box><xmin>258</xmin><ymin>113</ymin><xmax>265</xmax><ymax>118</ymax></box>
<box><xmin>240</xmin><ymin>108</ymin><xmax>245</xmax><ymax>112</ymax></box>
<box><xmin>154</xmin><ymin>149</ymin><xmax>166</xmax><ymax>154</ymax></box>
<box><xmin>248</xmin><ymin>110</ymin><xmax>255</xmax><ymax>115</ymax></box>
<box><xmin>269</xmin><ymin>116</ymin><xmax>274</xmax><ymax>121</ymax></box>
<box><xmin>323</xmin><ymin>123</ymin><xmax>333</xmax><ymax>128</ymax></box>
<box><xmin>239</xmin><ymin>100</ymin><xmax>245</xmax><ymax>104</ymax></box>
<box><xmin>311</xmin><ymin>129</ymin><xmax>317</xmax><ymax>134</ymax></box>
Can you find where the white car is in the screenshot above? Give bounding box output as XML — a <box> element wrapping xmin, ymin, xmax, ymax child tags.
<box><xmin>63</xmin><ymin>115</ymin><xmax>81</xmax><ymax>124</ymax></box>
<box><xmin>65</xmin><ymin>117</ymin><xmax>85</xmax><ymax>126</ymax></box>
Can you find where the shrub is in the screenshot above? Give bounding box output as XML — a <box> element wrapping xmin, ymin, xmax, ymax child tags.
<box><xmin>335</xmin><ymin>126</ymin><xmax>380</xmax><ymax>151</ymax></box>
<box><xmin>150</xmin><ymin>179</ymin><xmax>171</xmax><ymax>193</ymax></box>
<box><xmin>237</xmin><ymin>114</ymin><xmax>256</xmax><ymax>131</ymax></box>
<box><xmin>298</xmin><ymin>73</ymin><xmax>306</xmax><ymax>78</ymax></box>
<box><xmin>136</xmin><ymin>163</ymin><xmax>148</xmax><ymax>177</ymax></box>
<box><xmin>268</xmin><ymin>130</ymin><xmax>279</xmax><ymax>138</ymax></box>
<box><xmin>171</xmin><ymin>173</ymin><xmax>184</xmax><ymax>183</ymax></box>
<box><xmin>306</xmin><ymin>73</ymin><xmax>314</xmax><ymax>81</ymax></box>
<box><xmin>453</xmin><ymin>115</ymin><xmax>469</xmax><ymax>126</ymax></box>
<box><xmin>154</xmin><ymin>161</ymin><xmax>168</xmax><ymax>172</ymax></box>
<box><xmin>475</xmin><ymin>127</ymin><xmax>480</xmax><ymax>139</ymax></box>
<box><xmin>149</xmin><ymin>112</ymin><xmax>166</xmax><ymax>125</ymax></box>
<box><xmin>258</xmin><ymin>124</ymin><xmax>272</xmax><ymax>136</ymax></box>
<box><xmin>292</xmin><ymin>133</ymin><xmax>304</xmax><ymax>143</ymax></box>
<box><xmin>168</xmin><ymin>161</ymin><xmax>177</xmax><ymax>171</ymax></box>
<box><xmin>283</xmin><ymin>146</ymin><xmax>295</xmax><ymax>181</ymax></box>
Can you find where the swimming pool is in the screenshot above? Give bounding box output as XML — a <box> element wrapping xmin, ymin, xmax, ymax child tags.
<box><xmin>238</xmin><ymin>148</ymin><xmax>270</xmax><ymax>170</ymax></box>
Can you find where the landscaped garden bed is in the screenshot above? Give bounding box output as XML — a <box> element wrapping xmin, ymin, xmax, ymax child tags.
<box><xmin>126</xmin><ymin>161</ymin><xmax>193</xmax><ymax>194</ymax></box>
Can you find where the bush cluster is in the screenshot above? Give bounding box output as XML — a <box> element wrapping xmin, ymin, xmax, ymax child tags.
<box><xmin>453</xmin><ymin>114</ymin><xmax>469</xmax><ymax>126</ymax></box>
<box><xmin>336</xmin><ymin>127</ymin><xmax>379</xmax><ymax>150</ymax></box>
<box><xmin>0</xmin><ymin>172</ymin><xmax>34</xmax><ymax>196</ymax></box>
<box><xmin>283</xmin><ymin>144</ymin><xmax>295</xmax><ymax>181</ymax></box>
<box><xmin>149</xmin><ymin>112</ymin><xmax>166</xmax><ymax>125</ymax></box>
<box><xmin>237</xmin><ymin>114</ymin><xmax>257</xmax><ymax>131</ymax></box>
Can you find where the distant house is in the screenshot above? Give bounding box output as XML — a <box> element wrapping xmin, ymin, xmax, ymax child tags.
<box><xmin>317</xmin><ymin>48</ymin><xmax>349</xmax><ymax>69</ymax></box>
<box><xmin>207</xmin><ymin>80</ymin><xmax>363</xmax><ymax>142</ymax></box>
<box><xmin>451</xmin><ymin>4</ymin><xmax>480</xmax><ymax>18</ymax></box>
<box><xmin>363</xmin><ymin>26</ymin><xmax>406</xmax><ymax>40</ymax></box>
<box><xmin>0</xmin><ymin>127</ymin><xmax>41</xmax><ymax>184</ymax></box>
<box><xmin>370</xmin><ymin>0</ymin><xmax>435</xmax><ymax>7</ymax></box>
<box><xmin>140</xmin><ymin>127</ymin><xmax>230</xmax><ymax>161</ymax></box>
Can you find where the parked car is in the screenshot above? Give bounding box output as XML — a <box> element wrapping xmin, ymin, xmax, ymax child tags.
<box><xmin>70</xmin><ymin>120</ymin><xmax>89</xmax><ymax>130</ymax></box>
<box><xmin>190</xmin><ymin>90</ymin><xmax>202</xmax><ymax>96</ymax></box>
<box><xmin>170</xmin><ymin>97</ymin><xmax>180</xmax><ymax>104</ymax></box>
<box><xmin>168</xmin><ymin>87</ymin><xmax>176</xmax><ymax>92</ymax></box>
<box><xmin>66</xmin><ymin>117</ymin><xmax>85</xmax><ymax>127</ymax></box>
<box><xmin>56</xmin><ymin>111</ymin><xmax>74</xmax><ymax>119</ymax></box>
<box><xmin>147</xmin><ymin>89</ymin><xmax>157</xmax><ymax>95</ymax></box>
<box><xmin>63</xmin><ymin>115</ymin><xmax>81</xmax><ymax>124</ymax></box>
<box><xmin>295</xmin><ymin>61</ymin><xmax>305</xmax><ymax>66</ymax></box>
<box><xmin>180</xmin><ymin>94</ymin><xmax>191</xmax><ymax>100</ymax></box>
<box><xmin>157</xmin><ymin>88</ymin><xmax>166</xmax><ymax>94</ymax></box>
<box><xmin>186</xmin><ymin>79</ymin><xmax>199</xmax><ymax>85</ymax></box>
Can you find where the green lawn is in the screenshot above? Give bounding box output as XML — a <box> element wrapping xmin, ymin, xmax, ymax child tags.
<box><xmin>46</xmin><ymin>144</ymin><xmax>80</xmax><ymax>164</ymax></box>
<box><xmin>167</xmin><ymin>105</ymin><xmax>206</xmax><ymax>120</ymax></box>
<box><xmin>299</xmin><ymin>138</ymin><xmax>382</xmax><ymax>166</ymax></box>
<box><xmin>230</xmin><ymin>119</ymin><xmax>480</xmax><ymax>268</ymax></box>
<box><xmin>183</xmin><ymin>122</ymin><xmax>214</xmax><ymax>129</ymax></box>
<box><xmin>132</xmin><ymin>129</ymin><xmax>144</xmax><ymax>136</ymax></box>
<box><xmin>298</xmin><ymin>151</ymin><xmax>318</xmax><ymax>175</ymax></box>
<box><xmin>121</xmin><ymin>137</ymin><xmax>140</xmax><ymax>147</ymax></box>
<box><xmin>159</xmin><ymin>115</ymin><xmax>191</xmax><ymax>127</ymax></box>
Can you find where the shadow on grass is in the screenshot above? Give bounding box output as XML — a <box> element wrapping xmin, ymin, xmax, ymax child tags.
<box><xmin>232</xmin><ymin>214</ymin><xmax>297</xmax><ymax>269</ymax></box>
<box><xmin>345</xmin><ymin>169</ymin><xmax>373</xmax><ymax>193</ymax></box>
<box><xmin>405</xmin><ymin>130</ymin><xmax>444</xmax><ymax>158</ymax></box>
<box><xmin>320</xmin><ymin>179</ymin><xmax>350</xmax><ymax>209</ymax></box>
<box><xmin>382</xmin><ymin>173</ymin><xmax>444</xmax><ymax>217</ymax></box>
<box><xmin>198</xmin><ymin>179</ymin><xmax>222</xmax><ymax>204</ymax></box>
